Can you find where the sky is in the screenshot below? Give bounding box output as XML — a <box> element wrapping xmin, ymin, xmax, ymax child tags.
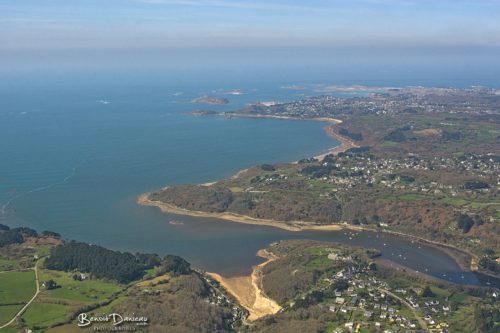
<box><xmin>1</xmin><ymin>0</ymin><xmax>500</xmax><ymax>70</ymax></box>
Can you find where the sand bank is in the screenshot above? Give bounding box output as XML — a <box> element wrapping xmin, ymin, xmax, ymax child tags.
<box><xmin>207</xmin><ymin>249</ymin><xmax>281</xmax><ymax>321</ymax></box>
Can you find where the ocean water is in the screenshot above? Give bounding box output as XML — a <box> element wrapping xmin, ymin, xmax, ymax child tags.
<box><xmin>0</xmin><ymin>72</ymin><xmax>336</xmax><ymax>252</ymax></box>
<box><xmin>1</xmin><ymin>63</ymin><xmax>499</xmax><ymax>287</ymax></box>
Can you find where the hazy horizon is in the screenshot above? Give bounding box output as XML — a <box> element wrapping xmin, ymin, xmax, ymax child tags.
<box><xmin>2</xmin><ymin>0</ymin><xmax>500</xmax><ymax>73</ymax></box>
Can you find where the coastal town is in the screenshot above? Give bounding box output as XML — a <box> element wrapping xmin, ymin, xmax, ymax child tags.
<box><xmin>248</xmin><ymin>240</ymin><xmax>499</xmax><ymax>333</ymax></box>
<box><xmin>298</xmin><ymin>152</ymin><xmax>497</xmax><ymax>199</ymax></box>
<box><xmin>153</xmin><ymin>86</ymin><xmax>499</xmax><ymax>276</ymax></box>
<box><xmin>235</xmin><ymin>86</ymin><xmax>500</xmax><ymax>120</ymax></box>
<box><xmin>3</xmin><ymin>0</ymin><xmax>500</xmax><ymax>331</ymax></box>
<box><xmin>1</xmin><ymin>87</ymin><xmax>498</xmax><ymax>333</ymax></box>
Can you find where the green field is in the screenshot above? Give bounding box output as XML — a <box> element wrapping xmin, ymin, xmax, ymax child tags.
<box><xmin>0</xmin><ymin>325</ymin><xmax>20</xmax><ymax>333</ymax></box>
<box><xmin>381</xmin><ymin>193</ymin><xmax>432</xmax><ymax>203</ymax></box>
<box><xmin>441</xmin><ymin>196</ymin><xmax>470</xmax><ymax>207</ymax></box>
<box><xmin>0</xmin><ymin>271</ymin><xmax>36</xmax><ymax>305</ymax></box>
<box><xmin>9</xmin><ymin>268</ymin><xmax>125</xmax><ymax>329</ymax></box>
<box><xmin>0</xmin><ymin>270</ymin><xmax>36</xmax><ymax>327</ymax></box>
<box><xmin>0</xmin><ymin>259</ymin><xmax>20</xmax><ymax>271</ymax></box>
<box><xmin>0</xmin><ymin>244</ymin><xmax>128</xmax><ymax>331</ymax></box>
<box><xmin>37</xmin><ymin>269</ymin><xmax>122</xmax><ymax>303</ymax></box>
<box><xmin>303</xmin><ymin>247</ymin><xmax>335</xmax><ymax>270</ymax></box>
<box><xmin>305</xmin><ymin>256</ymin><xmax>332</xmax><ymax>270</ymax></box>
<box><xmin>0</xmin><ymin>304</ymin><xmax>22</xmax><ymax>326</ymax></box>
<box><xmin>21</xmin><ymin>302</ymin><xmax>69</xmax><ymax>328</ymax></box>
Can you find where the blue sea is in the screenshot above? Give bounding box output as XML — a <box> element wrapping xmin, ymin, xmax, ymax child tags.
<box><xmin>1</xmin><ymin>57</ymin><xmax>499</xmax><ymax>286</ymax></box>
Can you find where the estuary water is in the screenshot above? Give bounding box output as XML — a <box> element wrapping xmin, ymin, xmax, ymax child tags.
<box><xmin>0</xmin><ymin>66</ymin><xmax>499</xmax><ymax>288</ymax></box>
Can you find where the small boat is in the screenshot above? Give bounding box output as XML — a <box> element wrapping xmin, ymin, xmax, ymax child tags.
<box><xmin>169</xmin><ymin>220</ymin><xmax>184</xmax><ymax>226</ymax></box>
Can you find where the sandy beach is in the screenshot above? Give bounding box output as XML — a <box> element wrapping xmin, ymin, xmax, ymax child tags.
<box><xmin>314</xmin><ymin>126</ymin><xmax>360</xmax><ymax>161</ymax></box>
<box><xmin>207</xmin><ymin>249</ymin><xmax>281</xmax><ymax>321</ymax></box>
<box><xmin>138</xmin><ymin>193</ymin><xmax>483</xmax><ymax>281</ymax></box>
<box><xmin>137</xmin><ymin>112</ymin><xmax>489</xmax><ymax>284</ymax></box>
<box><xmin>222</xmin><ymin>113</ymin><xmax>357</xmax><ymax>161</ymax></box>
<box><xmin>137</xmin><ymin>114</ymin><xmax>355</xmax><ymax>233</ymax></box>
<box><xmin>224</xmin><ymin>113</ymin><xmax>342</xmax><ymax>125</ymax></box>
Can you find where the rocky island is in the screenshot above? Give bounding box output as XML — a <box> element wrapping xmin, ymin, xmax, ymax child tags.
<box><xmin>191</xmin><ymin>95</ymin><xmax>230</xmax><ymax>105</ymax></box>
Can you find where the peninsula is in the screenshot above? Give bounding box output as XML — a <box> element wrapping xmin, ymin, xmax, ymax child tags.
<box><xmin>140</xmin><ymin>86</ymin><xmax>500</xmax><ymax>280</ymax></box>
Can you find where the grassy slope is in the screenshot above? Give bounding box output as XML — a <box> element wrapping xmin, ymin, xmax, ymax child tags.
<box><xmin>0</xmin><ymin>241</ymin><xmax>125</xmax><ymax>332</ymax></box>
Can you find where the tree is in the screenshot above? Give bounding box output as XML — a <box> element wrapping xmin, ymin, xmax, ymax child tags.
<box><xmin>331</xmin><ymin>279</ymin><xmax>349</xmax><ymax>291</ymax></box>
<box><xmin>464</xmin><ymin>181</ymin><xmax>489</xmax><ymax>190</ymax></box>
<box><xmin>0</xmin><ymin>229</ymin><xmax>23</xmax><ymax>247</ymax></box>
<box><xmin>474</xmin><ymin>304</ymin><xmax>500</xmax><ymax>333</ymax></box>
<box><xmin>422</xmin><ymin>286</ymin><xmax>435</xmax><ymax>297</ymax></box>
<box><xmin>457</xmin><ymin>214</ymin><xmax>475</xmax><ymax>233</ymax></box>
<box><xmin>44</xmin><ymin>279</ymin><xmax>58</xmax><ymax>290</ymax></box>
<box><xmin>384</xmin><ymin>128</ymin><xmax>407</xmax><ymax>142</ymax></box>
<box><xmin>161</xmin><ymin>255</ymin><xmax>191</xmax><ymax>276</ymax></box>
<box><xmin>42</xmin><ymin>230</ymin><xmax>61</xmax><ymax>239</ymax></box>
<box><xmin>12</xmin><ymin>227</ymin><xmax>38</xmax><ymax>237</ymax></box>
<box><xmin>44</xmin><ymin>241</ymin><xmax>160</xmax><ymax>283</ymax></box>
<box><xmin>261</xmin><ymin>164</ymin><xmax>275</xmax><ymax>171</ymax></box>
<box><xmin>339</xmin><ymin>128</ymin><xmax>363</xmax><ymax>141</ymax></box>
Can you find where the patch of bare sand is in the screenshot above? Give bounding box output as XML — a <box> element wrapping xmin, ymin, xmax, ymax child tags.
<box><xmin>414</xmin><ymin>128</ymin><xmax>442</xmax><ymax>136</ymax></box>
<box><xmin>314</xmin><ymin>125</ymin><xmax>359</xmax><ymax>161</ymax></box>
<box><xmin>207</xmin><ymin>249</ymin><xmax>281</xmax><ymax>321</ymax></box>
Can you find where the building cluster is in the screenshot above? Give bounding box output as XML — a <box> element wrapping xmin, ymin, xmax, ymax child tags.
<box><xmin>303</xmin><ymin>153</ymin><xmax>498</xmax><ymax>197</ymax></box>
<box><xmin>244</xmin><ymin>86</ymin><xmax>500</xmax><ymax>119</ymax></box>
<box><xmin>279</xmin><ymin>254</ymin><xmax>459</xmax><ymax>333</ymax></box>
<box><xmin>198</xmin><ymin>271</ymin><xmax>246</xmax><ymax>328</ymax></box>
<box><xmin>323</xmin><ymin>268</ymin><xmax>423</xmax><ymax>332</ymax></box>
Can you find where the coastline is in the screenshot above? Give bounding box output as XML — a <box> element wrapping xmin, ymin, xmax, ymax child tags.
<box><xmin>207</xmin><ymin>249</ymin><xmax>281</xmax><ymax>321</ymax></box>
<box><xmin>139</xmin><ymin>192</ymin><xmax>489</xmax><ymax>280</ymax></box>
<box><xmin>374</xmin><ymin>258</ymin><xmax>495</xmax><ymax>289</ymax></box>
<box><xmin>137</xmin><ymin>114</ymin><xmax>355</xmax><ymax>233</ymax></box>
<box><xmin>220</xmin><ymin>112</ymin><xmax>358</xmax><ymax>160</ymax></box>
<box><xmin>137</xmin><ymin>113</ymin><xmax>496</xmax><ymax>283</ymax></box>
<box><xmin>138</xmin><ymin>193</ymin><xmax>343</xmax><ymax>232</ymax></box>
<box><xmin>315</xmin><ymin>125</ymin><xmax>360</xmax><ymax>160</ymax></box>
<box><xmin>222</xmin><ymin>113</ymin><xmax>342</xmax><ymax>125</ymax></box>
<box><xmin>138</xmin><ymin>193</ymin><xmax>481</xmax><ymax>278</ymax></box>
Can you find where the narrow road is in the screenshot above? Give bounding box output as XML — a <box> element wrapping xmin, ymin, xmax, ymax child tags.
<box><xmin>380</xmin><ymin>288</ymin><xmax>429</xmax><ymax>332</ymax></box>
<box><xmin>0</xmin><ymin>259</ymin><xmax>41</xmax><ymax>330</ymax></box>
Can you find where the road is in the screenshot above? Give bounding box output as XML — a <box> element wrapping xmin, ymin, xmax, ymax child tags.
<box><xmin>379</xmin><ymin>287</ymin><xmax>429</xmax><ymax>332</ymax></box>
<box><xmin>0</xmin><ymin>259</ymin><xmax>41</xmax><ymax>330</ymax></box>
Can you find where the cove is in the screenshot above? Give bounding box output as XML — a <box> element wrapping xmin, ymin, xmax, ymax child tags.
<box><xmin>1</xmin><ymin>72</ymin><xmax>498</xmax><ymax>290</ymax></box>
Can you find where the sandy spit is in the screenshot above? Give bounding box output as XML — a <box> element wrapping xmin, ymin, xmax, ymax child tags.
<box><xmin>138</xmin><ymin>194</ymin><xmax>343</xmax><ymax>232</ymax></box>
<box><xmin>207</xmin><ymin>249</ymin><xmax>281</xmax><ymax>321</ymax></box>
